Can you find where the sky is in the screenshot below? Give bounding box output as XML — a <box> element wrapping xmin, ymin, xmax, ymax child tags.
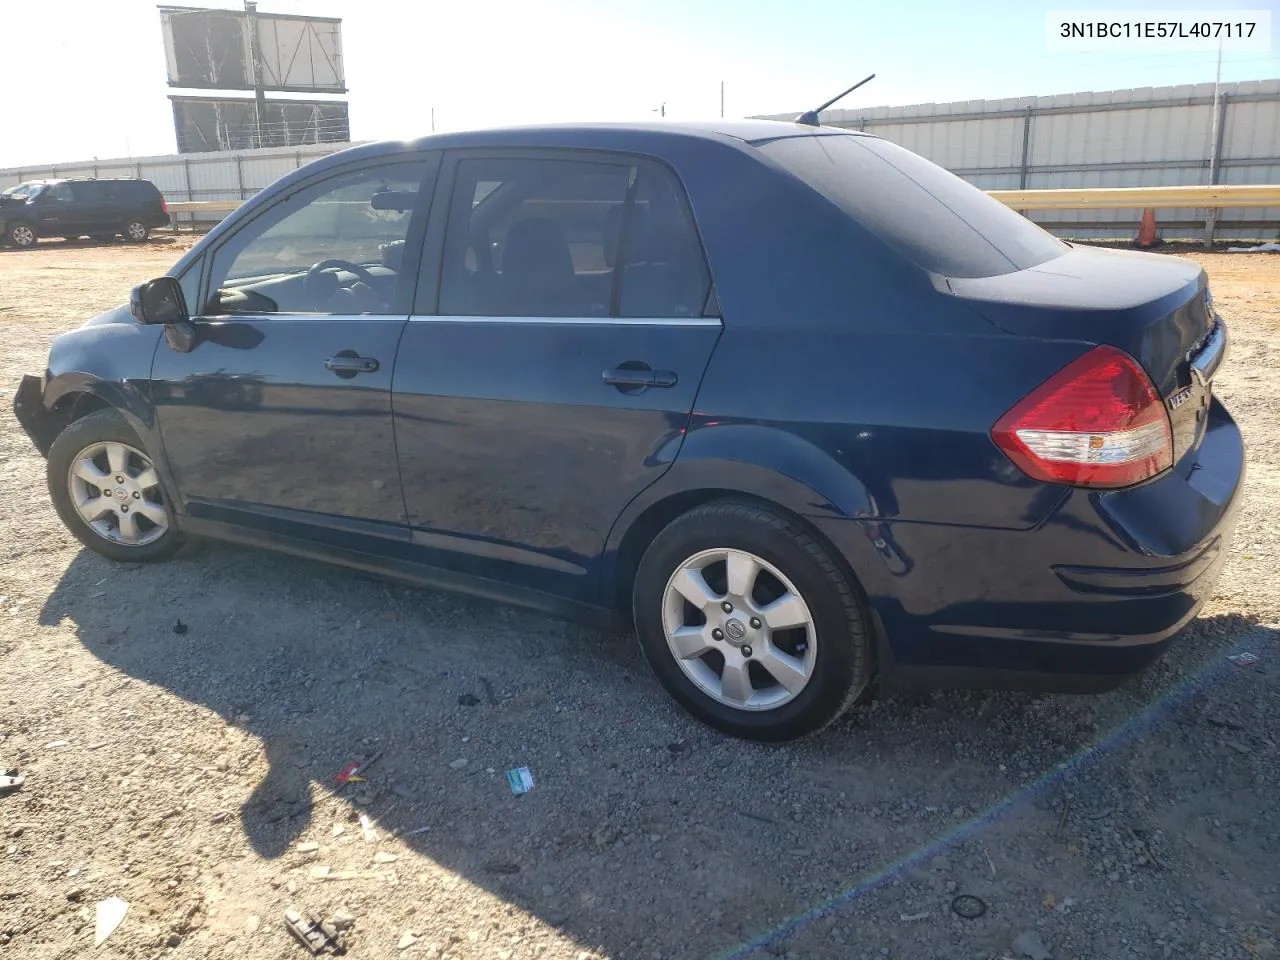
<box><xmin>3</xmin><ymin>0</ymin><xmax>1278</xmax><ymax>169</ymax></box>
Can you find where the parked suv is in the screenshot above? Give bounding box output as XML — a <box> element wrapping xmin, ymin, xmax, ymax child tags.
<box><xmin>0</xmin><ymin>178</ymin><xmax>170</xmax><ymax>248</ymax></box>
<box><xmin>11</xmin><ymin>122</ymin><xmax>1242</xmax><ymax>741</ymax></box>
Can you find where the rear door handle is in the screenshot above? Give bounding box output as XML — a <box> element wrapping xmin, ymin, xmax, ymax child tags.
<box><xmin>603</xmin><ymin>366</ymin><xmax>678</xmax><ymax>390</ymax></box>
<box><xmin>325</xmin><ymin>354</ymin><xmax>380</xmax><ymax>378</ymax></box>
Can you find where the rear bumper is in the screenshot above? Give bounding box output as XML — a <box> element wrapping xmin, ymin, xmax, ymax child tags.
<box><xmin>814</xmin><ymin>398</ymin><xmax>1244</xmax><ymax>692</ymax></box>
<box><xmin>12</xmin><ymin>373</ymin><xmax>59</xmax><ymax>456</ymax></box>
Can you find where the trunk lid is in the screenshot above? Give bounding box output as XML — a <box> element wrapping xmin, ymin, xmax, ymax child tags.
<box><xmin>946</xmin><ymin>245</ymin><xmax>1222</xmax><ymax>465</ymax></box>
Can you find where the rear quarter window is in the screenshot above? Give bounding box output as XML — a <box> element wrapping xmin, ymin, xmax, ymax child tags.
<box><xmin>758</xmin><ymin>134</ymin><xmax>1065</xmax><ymax>279</ymax></box>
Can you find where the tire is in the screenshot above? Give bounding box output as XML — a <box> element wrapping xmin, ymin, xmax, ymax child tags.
<box><xmin>123</xmin><ymin>220</ymin><xmax>149</xmax><ymax>243</ymax></box>
<box><xmin>6</xmin><ymin>221</ymin><xmax>36</xmax><ymax>248</ymax></box>
<box><xmin>633</xmin><ymin>499</ymin><xmax>871</xmax><ymax>741</ymax></box>
<box><xmin>47</xmin><ymin>408</ymin><xmax>180</xmax><ymax>563</ymax></box>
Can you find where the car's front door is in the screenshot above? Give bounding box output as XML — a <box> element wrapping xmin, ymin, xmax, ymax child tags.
<box><xmin>392</xmin><ymin>152</ymin><xmax>721</xmax><ymax>600</ymax></box>
<box><xmin>34</xmin><ymin>182</ymin><xmax>82</xmax><ymax>236</ymax></box>
<box><xmin>151</xmin><ymin>156</ymin><xmax>436</xmax><ymax>545</ymax></box>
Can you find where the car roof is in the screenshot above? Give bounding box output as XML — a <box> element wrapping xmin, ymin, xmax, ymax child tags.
<box><xmin>330</xmin><ymin>119</ymin><xmax>873</xmax><ymax>163</ymax></box>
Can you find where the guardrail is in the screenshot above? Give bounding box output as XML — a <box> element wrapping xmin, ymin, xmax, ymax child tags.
<box><xmin>169</xmin><ymin>184</ymin><xmax>1280</xmax><ymax>218</ymax></box>
<box><xmin>987</xmin><ymin>184</ymin><xmax>1280</xmax><ymax>211</ymax></box>
<box><xmin>167</xmin><ymin>185</ymin><xmax>1280</xmax><ymax>249</ymax></box>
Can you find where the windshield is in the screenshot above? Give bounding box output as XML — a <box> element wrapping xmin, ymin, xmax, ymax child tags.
<box><xmin>758</xmin><ymin>134</ymin><xmax>1066</xmax><ymax>279</ymax></box>
<box><xmin>1</xmin><ymin>182</ymin><xmax>43</xmax><ymax>200</ymax></box>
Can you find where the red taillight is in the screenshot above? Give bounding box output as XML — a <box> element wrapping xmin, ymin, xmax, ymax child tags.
<box><xmin>992</xmin><ymin>346</ymin><xmax>1173</xmax><ymax>489</ymax></box>
<box><xmin>160</xmin><ymin>197</ymin><xmax>169</xmax><ymax>215</ymax></box>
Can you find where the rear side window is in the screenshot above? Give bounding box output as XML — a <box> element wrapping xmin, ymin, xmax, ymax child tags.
<box><xmin>125</xmin><ymin>181</ymin><xmax>159</xmax><ymax>200</ymax></box>
<box><xmin>439</xmin><ymin>158</ymin><xmax>630</xmax><ymax>317</ymax></box>
<box><xmin>759</xmin><ymin>134</ymin><xmax>1065</xmax><ymax>279</ymax></box>
<box><xmin>45</xmin><ymin>183</ymin><xmax>74</xmax><ymax>202</ymax></box>
<box><xmin>70</xmin><ymin>182</ymin><xmax>102</xmax><ymax>202</ymax></box>
<box><xmin>438</xmin><ymin>156</ymin><xmax>711</xmax><ymax>319</ymax></box>
<box><xmin>615</xmin><ymin>164</ymin><xmax>711</xmax><ymax>319</ymax></box>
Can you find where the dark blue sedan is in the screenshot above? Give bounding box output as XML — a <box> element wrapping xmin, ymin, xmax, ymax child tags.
<box><xmin>12</xmin><ymin>120</ymin><xmax>1242</xmax><ymax>740</ymax></box>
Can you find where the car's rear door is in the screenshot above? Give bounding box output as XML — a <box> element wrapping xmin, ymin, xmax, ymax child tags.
<box><xmin>150</xmin><ymin>155</ymin><xmax>437</xmax><ymax>546</ymax></box>
<box><xmin>392</xmin><ymin>150</ymin><xmax>720</xmax><ymax>601</ymax></box>
<box><xmin>70</xmin><ymin>181</ymin><xmax>110</xmax><ymax>234</ymax></box>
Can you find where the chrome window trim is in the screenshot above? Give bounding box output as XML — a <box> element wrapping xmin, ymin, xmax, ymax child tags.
<box><xmin>407</xmin><ymin>315</ymin><xmax>722</xmax><ymax>327</ymax></box>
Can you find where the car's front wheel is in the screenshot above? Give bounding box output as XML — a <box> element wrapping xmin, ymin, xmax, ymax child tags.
<box><xmin>6</xmin><ymin>221</ymin><xmax>36</xmax><ymax>248</ymax></box>
<box><xmin>633</xmin><ymin>499</ymin><xmax>871</xmax><ymax>741</ymax></box>
<box><xmin>47</xmin><ymin>409</ymin><xmax>180</xmax><ymax>562</ymax></box>
<box><xmin>123</xmin><ymin>221</ymin><xmax>149</xmax><ymax>243</ymax></box>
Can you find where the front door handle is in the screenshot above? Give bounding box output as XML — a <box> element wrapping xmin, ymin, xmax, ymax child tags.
<box><xmin>326</xmin><ymin>353</ymin><xmax>380</xmax><ymax>379</ymax></box>
<box><xmin>327</xmin><ymin>355</ymin><xmax>376</xmax><ymax>378</ymax></box>
<box><xmin>603</xmin><ymin>364</ymin><xmax>678</xmax><ymax>390</ymax></box>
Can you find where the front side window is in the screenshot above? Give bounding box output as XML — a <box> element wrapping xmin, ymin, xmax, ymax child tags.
<box><xmin>205</xmin><ymin>160</ymin><xmax>428</xmax><ymax>316</ymax></box>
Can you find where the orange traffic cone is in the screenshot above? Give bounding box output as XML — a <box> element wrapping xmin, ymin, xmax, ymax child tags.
<box><xmin>1135</xmin><ymin>208</ymin><xmax>1160</xmax><ymax>247</ymax></box>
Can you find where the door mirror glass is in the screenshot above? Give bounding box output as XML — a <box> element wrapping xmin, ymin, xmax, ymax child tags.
<box><xmin>131</xmin><ymin>276</ymin><xmax>190</xmax><ymax>325</ymax></box>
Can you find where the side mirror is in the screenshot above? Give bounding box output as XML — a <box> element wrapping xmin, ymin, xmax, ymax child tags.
<box><xmin>130</xmin><ymin>277</ymin><xmax>189</xmax><ymax>325</ymax></box>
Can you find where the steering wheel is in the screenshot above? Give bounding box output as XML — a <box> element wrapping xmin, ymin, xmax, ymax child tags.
<box><xmin>306</xmin><ymin>258</ymin><xmax>379</xmax><ymax>288</ymax></box>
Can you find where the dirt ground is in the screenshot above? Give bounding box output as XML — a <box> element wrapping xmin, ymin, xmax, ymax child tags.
<box><xmin>0</xmin><ymin>238</ymin><xmax>1277</xmax><ymax>960</ymax></box>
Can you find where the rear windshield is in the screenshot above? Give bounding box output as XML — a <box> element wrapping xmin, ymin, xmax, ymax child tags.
<box><xmin>758</xmin><ymin>134</ymin><xmax>1065</xmax><ymax>279</ymax></box>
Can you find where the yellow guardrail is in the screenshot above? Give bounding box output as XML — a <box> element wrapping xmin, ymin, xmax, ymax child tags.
<box><xmin>168</xmin><ymin>200</ymin><xmax>246</xmax><ymax>214</ymax></box>
<box><xmin>168</xmin><ymin>184</ymin><xmax>1280</xmax><ymax>219</ymax></box>
<box><xmin>988</xmin><ymin>184</ymin><xmax>1280</xmax><ymax>211</ymax></box>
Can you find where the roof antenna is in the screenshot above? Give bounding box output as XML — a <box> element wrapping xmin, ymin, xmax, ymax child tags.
<box><xmin>795</xmin><ymin>74</ymin><xmax>876</xmax><ymax>127</ymax></box>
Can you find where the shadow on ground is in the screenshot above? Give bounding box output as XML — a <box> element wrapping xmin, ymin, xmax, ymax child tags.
<box><xmin>38</xmin><ymin>539</ymin><xmax>1278</xmax><ymax>959</ymax></box>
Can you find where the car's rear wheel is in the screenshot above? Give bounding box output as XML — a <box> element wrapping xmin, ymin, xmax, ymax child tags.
<box><xmin>123</xmin><ymin>221</ymin><xmax>149</xmax><ymax>243</ymax></box>
<box><xmin>633</xmin><ymin>499</ymin><xmax>871</xmax><ymax>741</ymax></box>
<box><xmin>6</xmin><ymin>222</ymin><xmax>36</xmax><ymax>248</ymax></box>
<box><xmin>47</xmin><ymin>409</ymin><xmax>180</xmax><ymax>563</ymax></box>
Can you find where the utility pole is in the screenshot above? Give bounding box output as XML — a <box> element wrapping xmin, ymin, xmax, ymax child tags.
<box><xmin>431</xmin><ymin>106</ymin><xmax>436</xmax><ymax>132</ymax></box>
<box><xmin>245</xmin><ymin>0</ymin><xmax>267</xmax><ymax>148</ymax></box>
<box><xmin>1205</xmin><ymin>37</ymin><xmax>1224</xmax><ymax>248</ymax></box>
<box><xmin>720</xmin><ymin>81</ymin><xmax>725</xmax><ymax>119</ymax></box>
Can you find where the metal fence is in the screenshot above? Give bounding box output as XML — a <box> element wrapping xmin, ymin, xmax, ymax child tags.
<box><xmin>764</xmin><ymin>79</ymin><xmax>1280</xmax><ymax>240</ymax></box>
<box><xmin>3</xmin><ymin>78</ymin><xmax>1278</xmax><ymax>240</ymax></box>
<box><xmin>0</xmin><ymin>142</ymin><xmax>360</xmax><ymax>228</ymax></box>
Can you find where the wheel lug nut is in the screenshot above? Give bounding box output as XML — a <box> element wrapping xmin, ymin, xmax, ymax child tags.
<box><xmin>712</xmin><ymin>628</ymin><xmax>724</xmax><ymax>641</ymax></box>
<box><xmin>750</xmin><ymin>617</ymin><xmax>762</xmax><ymax>629</ymax></box>
<box><xmin>721</xmin><ymin>601</ymin><xmax>733</xmax><ymax>613</ymax></box>
<box><xmin>115</xmin><ymin>476</ymin><xmax>124</xmax><ymax>484</ymax></box>
<box><xmin>120</xmin><ymin>505</ymin><xmax>129</xmax><ymax>513</ymax></box>
<box><xmin>132</xmin><ymin>491</ymin><xmax>141</xmax><ymax>499</ymax></box>
<box><xmin>742</xmin><ymin>645</ymin><xmax>753</xmax><ymax>657</ymax></box>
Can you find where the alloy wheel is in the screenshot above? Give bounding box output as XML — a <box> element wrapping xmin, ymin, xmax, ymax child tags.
<box><xmin>661</xmin><ymin>547</ymin><xmax>817</xmax><ymax>711</ymax></box>
<box><xmin>66</xmin><ymin>441</ymin><xmax>168</xmax><ymax>546</ymax></box>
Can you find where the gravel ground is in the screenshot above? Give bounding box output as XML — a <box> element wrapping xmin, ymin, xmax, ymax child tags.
<box><xmin>0</xmin><ymin>239</ymin><xmax>1277</xmax><ymax>960</ymax></box>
